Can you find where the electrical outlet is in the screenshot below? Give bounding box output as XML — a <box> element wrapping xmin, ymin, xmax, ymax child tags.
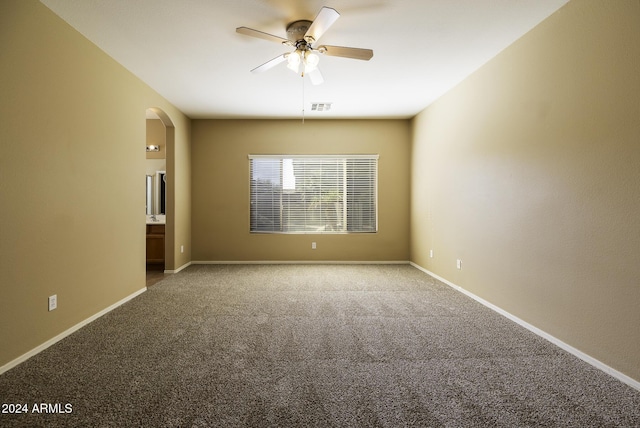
<box><xmin>180</xmin><ymin>245</ymin><xmax>184</xmax><ymax>254</ymax></box>
<box><xmin>311</xmin><ymin>242</ymin><xmax>317</xmax><ymax>250</ymax></box>
<box><xmin>430</xmin><ymin>249</ymin><xmax>434</xmax><ymax>258</ymax></box>
<box><xmin>48</xmin><ymin>294</ymin><xmax>57</xmax><ymax>311</ymax></box>
<box><xmin>456</xmin><ymin>259</ymin><xmax>462</xmax><ymax>270</ymax></box>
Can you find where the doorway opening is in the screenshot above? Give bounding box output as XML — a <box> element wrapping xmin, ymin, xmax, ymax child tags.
<box><xmin>145</xmin><ymin>107</ymin><xmax>174</xmax><ymax>284</ymax></box>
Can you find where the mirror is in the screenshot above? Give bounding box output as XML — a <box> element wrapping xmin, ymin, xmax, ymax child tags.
<box><xmin>146</xmin><ymin>175</ymin><xmax>153</xmax><ymax>215</ymax></box>
<box><xmin>157</xmin><ymin>171</ymin><xmax>166</xmax><ymax>215</ymax></box>
<box><xmin>145</xmin><ymin>171</ymin><xmax>166</xmax><ymax>215</ymax></box>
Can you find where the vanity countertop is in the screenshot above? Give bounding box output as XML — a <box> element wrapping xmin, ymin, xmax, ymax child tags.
<box><xmin>146</xmin><ymin>214</ymin><xmax>166</xmax><ymax>225</ymax></box>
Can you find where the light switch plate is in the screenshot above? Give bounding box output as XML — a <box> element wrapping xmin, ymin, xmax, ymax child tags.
<box><xmin>48</xmin><ymin>295</ymin><xmax>57</xmax><ymax>311</ymax></box>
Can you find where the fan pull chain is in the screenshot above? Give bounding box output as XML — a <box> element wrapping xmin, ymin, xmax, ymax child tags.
<box><xmin>301</xmin><ymin>72</ymin><xmax>305</xmax><ymax>124</ymax></box>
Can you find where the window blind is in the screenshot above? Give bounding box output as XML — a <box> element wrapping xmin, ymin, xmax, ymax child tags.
<box><xmin>249</xmin><ymin>155</ymin><xmax>378</xmax><ymax>234</ymax></box>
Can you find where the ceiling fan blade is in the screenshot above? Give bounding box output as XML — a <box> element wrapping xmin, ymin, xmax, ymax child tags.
<box><xmin>318</xmin><ymin>45</ymin><xmax>374</xmax><ymax>61</ymax></box>
<box><xmin>250</xmin><ymin>54</ymin><xmax>288</xmax><ymax>73</ymax></box>
<box><xmin>306</xmin><ymin>68</ymin><xmax>324</xmax><ymax>86</ymax></box>
<box><xmin>236</xmin><ymin>27</ymin><xmax>291</xmax><ymax>45</ymax></box>
<box><xmin>304</xmin><ymin>7</ymin><xmax>340</xmax><ymax>42</ymax></box>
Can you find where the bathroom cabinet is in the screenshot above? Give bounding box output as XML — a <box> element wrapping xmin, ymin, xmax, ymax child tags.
<box><xmin>146</xmin><ymin>224</ymin><xmax>165</xmax><ymax>264</ymax></box>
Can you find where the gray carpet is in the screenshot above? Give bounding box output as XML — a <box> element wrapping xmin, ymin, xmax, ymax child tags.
<box><xmin>1</xmin><ymin>264</ymin><xmax>638</xmax><ymax>427</ymax></box>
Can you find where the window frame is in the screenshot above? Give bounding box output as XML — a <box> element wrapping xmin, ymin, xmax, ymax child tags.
<box><xmin>248</xmin><ymin>154</ymin><xmax>379</xmax><ymax>234</ymax></box>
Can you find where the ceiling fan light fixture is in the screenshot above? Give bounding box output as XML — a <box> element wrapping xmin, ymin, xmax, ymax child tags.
<box><xmin>237</xmin><ymin>6</ymin><xmax>373</xmax><ymax>83</ymax></box>
<box><xmin>286</xmin><ymin>50</ymin><xmax>301</xmax><ymax>73</ymax></box>
<box><xmin>304</xmin><ymin>52</ymin><xmax>320</xmax><ymax>72</ymax></box>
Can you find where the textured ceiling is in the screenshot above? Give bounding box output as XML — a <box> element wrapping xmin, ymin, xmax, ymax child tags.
<box><xmin>40</xmin><ymin>0</ymin><xmax>569</xmax><ymax>119</ymax></box>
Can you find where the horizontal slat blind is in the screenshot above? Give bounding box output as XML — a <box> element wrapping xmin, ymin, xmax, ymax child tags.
<box><xmin>250</xmin><ymin>155</ymin><xmax>378</xmax><ymax>233</ymax></box>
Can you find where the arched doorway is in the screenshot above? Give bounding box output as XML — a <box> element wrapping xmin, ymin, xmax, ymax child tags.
<box><xmin>145</xmin><ymin>107</ymin><xmax>174</xmax><ymax>284</ymax></box>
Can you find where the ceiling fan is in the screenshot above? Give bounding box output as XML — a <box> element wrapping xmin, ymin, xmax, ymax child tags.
<box><xmin>236</xmin><ymin>7</ymin><xmax>374</xmax><ymax>85</ymax></box>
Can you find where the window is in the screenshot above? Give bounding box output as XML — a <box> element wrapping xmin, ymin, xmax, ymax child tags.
<box><xmin>249</xmin><ymin>155</ymin><xmax>378</xmax><ymax>233</ymax></box>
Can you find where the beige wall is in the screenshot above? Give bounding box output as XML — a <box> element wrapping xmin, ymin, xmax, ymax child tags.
<box><xmin>411</xmin><ymin>0</ymin><xmax>640</xmax><ymax>382</ymax></box>
<box><xmin>0</xmin><ymin>1</ymin><xmax>190</xmax><ymax>367</ymax></box>
<box><xmin>192</xmin><ymin>119</ymin><xmax>410</xmax><ymax>262</ymax></box>
<box><xmin>166</xmin><ymin>111</ymin><xmax>192</xmax><ymax>271</ymax></box>
<box><xmin>145</xmin><ymin>119</ymin><xmax>166</xmax><ymax>160</ymax></box>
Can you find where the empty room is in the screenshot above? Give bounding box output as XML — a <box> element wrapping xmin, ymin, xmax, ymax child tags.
<box><xmin>1</xmin><ymin>0</ymin><xmax>639</xmax><ymax>426</ymax></box>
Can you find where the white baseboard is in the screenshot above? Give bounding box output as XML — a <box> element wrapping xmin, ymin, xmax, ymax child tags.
<box><xmin>165</xmin><ymin>261</ymin><xmax>191</xmax><ymax>274</ymax></box>
<box><xmin>192</xmin><ymin>260</ymin><xmax>410</xmax><ymax>265</ymax></box>
<box><xmin>0</xmin><ymin>287</ymin><xmax>147</xmax><ymax>376</ymax></box>
<box><xmin>409</xmin><ymin>262</ymin><xmax>640</xmax><ymax>392</ymax></box>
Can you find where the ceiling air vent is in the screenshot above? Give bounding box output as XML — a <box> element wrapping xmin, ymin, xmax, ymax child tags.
<box><xmin>311</xmin><ymin>103</ymin><xmax>332</xmax><ymax>112</ymax></box>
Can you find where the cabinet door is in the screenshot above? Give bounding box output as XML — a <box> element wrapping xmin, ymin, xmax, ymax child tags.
<box><xmin>146</xmin><ymin>235</ymin><xmax>165</xmax><ymax>263</ymax></box>
<box><xmin>146</xmin><ymin>224</ymin><xmax>165</xmax><ymax>263</ymax></box>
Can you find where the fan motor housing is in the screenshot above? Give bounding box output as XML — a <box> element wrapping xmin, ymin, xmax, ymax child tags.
<box><xmin>286</xmin><ymin>20</ymin><xmax>312</xmax><ymax>43</ymax></box>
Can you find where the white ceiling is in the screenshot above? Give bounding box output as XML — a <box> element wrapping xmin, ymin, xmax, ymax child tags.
<box><xmin>41</xmin><ymin>0</ymin><xmax>569</xmax><ymax>119</ymax></box>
